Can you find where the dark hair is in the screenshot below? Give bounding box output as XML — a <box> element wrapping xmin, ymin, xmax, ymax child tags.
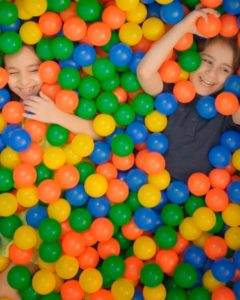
<box><xmin>196</xmin><ymin>35</ymin><xmax>240</xmax><ymax>72</ymax></box>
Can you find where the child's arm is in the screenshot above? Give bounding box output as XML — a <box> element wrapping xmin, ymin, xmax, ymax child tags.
<box><xmin>137</xmin><ymin>8</ymin><xmax>220</xmax><ymax>96</ymax></box>
<box><xmin>23</xmin><ymin>92</ymin><xmax>100</xmax><ymax>140</ymax></box>
<box><xmin>232</xmin><ymin>107</ymin><xmax>240</xmax><ymax>125</ymax></box>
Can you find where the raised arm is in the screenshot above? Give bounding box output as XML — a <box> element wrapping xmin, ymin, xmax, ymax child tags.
<box><xmin>233</xmin><ymin>107</ymin><xmax>240</xmax><ymax>125</ymax></box>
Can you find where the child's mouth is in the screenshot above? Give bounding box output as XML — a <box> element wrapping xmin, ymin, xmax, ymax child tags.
<box><xmin>199</xmin><ymin>76</ymin><xmax>215</xmax><ymax>87</ymax></box>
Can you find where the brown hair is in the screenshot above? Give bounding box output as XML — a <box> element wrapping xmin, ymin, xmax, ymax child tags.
<box><xmin>197</xmin><ymin>35</ymin><xmax>240</xmax><ymax>72</ymax></box>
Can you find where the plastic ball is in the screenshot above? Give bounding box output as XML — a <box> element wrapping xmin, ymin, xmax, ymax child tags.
<box><xmin>84</xmin><ymin>173</ymin><xmax>108</xmax><ymax>198</ymax></box>
<box><xmin>227</xmin><ymin>181</ymin><xmax>240</xmax><ymax>204</ymax></box>
<box><xmin>140</xmin><ymin>263</ymin><xmax>164</xmax><ymax>287</ymax></box>
<box><xmin>0</xmin><ymin>31</ymin><xmax>22</xmax><ymax>54</ymax></box>
<box><xmin>204</xmin><ymin>235</ymin><xmax>227</xmax><ymax>260</ymax></box>
<box><xmin>142</xmin><ymin>17</ymin><xmax>165</xmax><ymax>41</ymax></box>
<box><xmin>39</xmin><ymin>218</ymin><xmax>61</xmax><ymax>242</ymax></box>
<box><xmin>126</xmin><ymin>168</ymin><xmax>147</xmax><ymax>192</ymax></box>
<box><xmin>187</xmin><ymin>173</ymin><xmax>210</xmax><ymax>196</ymax></box>
<box><xmin>60</xmin><ymin>280</ymin><xmax>84</xmax><ymax>300</ymax></box>
<box><xmin>134</xmin><ymin>207</ymin><xmax>158</xmax><ymax>231</ymax></box>
<box><xmin>0</xmin><ymin>168</ymin><xmax>14</xmax><ymax>192</ymax></box>
<box><xmin>212</xmin><ymin>258</ymin><xmax>235</xmax><ymax>283</ymax></box>
<box><xmin>173</xmin><ymin>262</ymin><xmax>198</xmax><ymax>288</ymax></box>
<box><xmin>51</xmin><ymin>36</ymin><xmax>74</xmax><ymax>60</ymax></box>
<box><xmin>43</xmin><ymin>146</ymin><xmax>66</xmax><ymax>170</ymax></box>
<box><xmin>138</xmin><ymin>183</ymin><xmax>161</xmax><ymax>208</ymax></box>
<box><xmin>102</xmin><ymin>5</ymin><xmax>126</xmax><ymax>30</ymax></box>
<box><xmin>0</xmin><ymin>192</ymin><xmax>17</xmax><ymax>217</ymax></box>
<box><xmin>192</xmin><ymin>207</ymin><xmax>216</xmax><ymax>231</ymax></box>
<box><xmin>7</xmin><ymin>265</ymin><xmax>31</xmax><ymax>291</ymax></box>
<box><xmin>232</xmin><ymin>149</ymin><xmax>240</xmax><ymax>170</ymax></box>
<box><xmin>87</xmin><ymin>196</ymin><xmax>110</xmax><ymax>218</ymax></box>
<box><xmin>76</xmin><ymin>0</ymin><xmax>102</xmax><ymax>22</ymax></box>
<box><xmin>225</xmin><ymin>226</ymin><xmax>240</xmax><ymax>250</ymax></box>
<box><xmin>2</xmin><ymin>101</ymin><xmax>24</xmax><ymax>124</ymax></box>
<box><xmin>143</xmin><ymin>284</ymin><xmax>166</xmax><ymax>300</ymax></box>
<box><xmin>119</xmin><ymin>22</ymin><xmax>142</xmax><ymax>46</ymax></box>
<box><xmin>133</xmin><ymin>236</ymin><xmax>157</xmax><ymax>260</ymax></box>
<box><xmin>145</xmin><ymin>110</ymin><xmax>167</xmax><ymax>132</ymax></box>
<box><xmin>32</xmin><ymin>269</ymin><xmax>56</xmax><ymax>295</ymax></box>
<box><xmin>205</xmin><ymin>188</ymin><xmax>229</xmax><ymax>212</ymax></box>
<box><xmin>69</xmin><ymin>208</ymin><xmax>92</xmax><ymax>232</ymax></box>
<box><xmin>173</xmin><ymin>80</ymin><xmax>196</xmax><ymax>103</ymax></box>
<box><xmin>13</xmin><ymin>225</ymin><xmax>37</xmax><ymax>250</ymax></box>
<box><xmin>179</xmin><ymin>217</ymin><xmax>202</xmax><ymax>241</ymax></box>
<box><xmin>160</xmin><ymin>1</ymin><xmax>184</xmax><ymax>24</ymax></box>
<box><xmin>167</xmin><ymin>181</ymin><xmax>189</xmax><ymax>204</ymax></box>
<box><xmin>109</xmin><ymin>43</ymin><xmax>133</xmax><ymax>67</ymax></box>
<box><xmin>55</xmin><ymin>255</ymin><xmax>79</xmax><ymax>279</ymax></box>
<box><xmin>63</xmin><ymin>16</ymin><xmax>87</xmax><ymax>41</ymax></box>
<box><xmin>155</xmin><ymin>92</ymin><xmax>178</xmax><ymax>116</ymax></box>
<box><xmin>224</xmin><ymin>74</ymin><xmax>240</xmax><ymax>97</ymax></box>
<box><xmin>47</xmin><ymin>0</ymin><xmax>71</xmax><ymax>12</ymax></box>
<box><xmin>73</xmin><ymin>44</ymin><xmax>96</xmax><ymax>67</ymax></box>
<box><xmin>215</xmin><ymin>92</ymin><xmax>239</xmax><ymax>115</ymax></box>
<box><xmin>19</xmin><ymin>21</ymin><xmax>42</xmax><ymax>45</ymax></box>
<box><xmin>155</xmin><ymin>225</ymin><xmax>177</xmax><ymax>249</ymax></box>
<box><xmin>196</xmin><ymin>96</ymin><xmax>218</xmax><ymax>119</ymax></box>
<box><xmin>222</xmin><ymin>203</ymin><xmax>240</xmax><ymax>227</ymax></box>
<box><xmin>111</xmin><ymin>278</ymin><xmax>135</xmax><ymax>300</ymax></box>
<box><xmin>132</xmin><ymin>93</ymin><xmax>154</xmax><ymax>116</ymax></box>
<box><xmin>208</xmin><ymin>145</ymin><xmax>231</xmax><ymax>168</ymax></box>
<box><xmin>0</xmin><ymin>1</ymin><xmax>18</xmax><ymax>25</ymax></box>
<box><xmin>220</xmin><ymin>130</ymin><xmax>240</xmax><ymax>152</ymax></box>
<box><xmin>196</xmin><ymin>14</ymin><xmax>221</xmax><ymax>38</ymax></box>
<box><xmin>87</xmin><ymin>21</ymin><xmax>111</xmax><ymax>46</ymax></box>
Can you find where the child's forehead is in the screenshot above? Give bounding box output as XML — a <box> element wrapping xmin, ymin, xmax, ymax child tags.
<box><xmin>4</xmin><ymin>46</ymin><xmax>41</xmax><ymax>68</ymax></box>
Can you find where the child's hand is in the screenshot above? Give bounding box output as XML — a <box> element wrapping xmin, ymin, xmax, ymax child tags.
<box><xmin>23</xmin><ymin>92</ymin><xmax>63</xmax><ymax>124</ymax></box>
<box><xmin>0</xmin><ymin>263</ymin><xmax>21</xmax><ymax>300</ymax></box>
<box><xmin>180</xmin><ymin>8</ymin><xmax>220</xmax><ymax>36</ymax></box>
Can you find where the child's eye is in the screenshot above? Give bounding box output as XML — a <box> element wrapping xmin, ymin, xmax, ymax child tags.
<box><xmin>29</xmin><ymin>69</ymin><xmax>38</xmax><ymax>73</ymax></box>
<box><xmin>203</xmin><ymin>59</ymin><xmax>212</xmax><ymax>65</ymax></box>
<box><xmin>9</xmin><ymin>72</ymin><xmax>19</xmax><ymax>75</ymax></box>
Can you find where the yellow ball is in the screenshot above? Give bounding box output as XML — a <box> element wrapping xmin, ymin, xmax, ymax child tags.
<box><xmin>202</xmin><ymin>270</ymin><xmax>224</xmax><ymax>292</ymax></box>
<box><xmin>93</xmin><ymin>114</ymin><xmax>116</xmax><ymax>137</ymax></box>
<box><xmin>143</xmin><ymin>284</ymin><xmax>166</xmax><ymax>300</ymax></box>
<box><xmin>111</xmin><ymin>278</ymin><xmax>135</xmax><ymax>300</ymax></box>
<box><xmin>119</xmin><ymin>22</ymin><xmax>142</xmax><ymax>46</ymax></box>
<box><xmin>193</xmin><ymin>232</ymin><xmax>211</xmax><ymax>248</ymax></box>
<box><xmin>55</xmin><ymin>255</ymin><xmax>79</xmax><ymax>280</ymax></box>
<box><xmin>82</xmin><ymin>65</ymin><xmax>93</xmax><ymax>76</ymax></box>
<box><xmin>0</xmin><ymin>113</ymin><xmax>6</xmax><ymax>133</ymax></box>
<box><xmin>63</xmin><ymin>144</ymin><xmax>82</xmax><ymax>165</ymax></box>
<box><xmin>115</xmin><ymin>0</ymin><xmax>139</xmax><ymax>11</ymax></box>
<box><xmin>179</xmin><ymin>217</ymin><xmax>202</xmax><ymax>241</ymax></box>
<box><xmin>192</xmin><ymin>207</ymin><xmax>216</xmax><ymax>231</ymax></box>
<box><xmin>133</xmin><ymin>236</ymin><xmax>157</xmax><ymax>260</ymax></box>
<box><xmin>126</xmin><ymin>3</ymin><xmax>147</xmax><ymax>24</ymax></box>
<box><xmin>0</xmin><ymin>193</ymin><xmax>18</xmax><ymax>217</ymax></box>
<box><xmin>37</xmin><ymin>257</ymin><xmax>56</xmax><ymax>272</ymax></box>
<box><xmin>32</xmin><ymin>270</ymin><xmax>56</xmax><ymax>295</ymax></box>
<box><xmin>19</xmin><ymin>21</ymin><xmax>43</xmax><ymax>45</ymax></box>
<box><xmin>0</xmin><ymin>147</ymin><xmax>20</xmax><ymax>169</ymax></box>
<box><xmin>14</xmin><ymin>225</ymin><xmax>37</xmax><ymax>250</ymax></box>
<box><xmin>224</xmin><ymin>227</ymin><xmax>240</xmax><ymax>250</ymax></box>
<box><xmin>156</xmin><ymin>0</ymin><xmax>174</xmax><ymax>4</ymax></box>
<box><xmin>222</xmin><ymin>203</ymin><xmax>240</xmax><ymax>227</ymax></box>
<box><xmin>53</xmin><ymin>273</ymin><xmax>64</xmax><ymax>292</ymax></box>
<box><xmin>22</xmin><ymin>0</ymin><xmax>47</xmax><ymax>16</ymax></box>
<box><xmin>0</xmin><ymin>256</ymin><xmax>10</xmax><ymax>273</ymax></box>
<box><xmin>179</xmin><ymin>69</ymin><xmax>189</xmax><ymax>81</ymax></box>
<box><xmin>71</xmin><ymin>134</ymin><xmax>94</xmax><ymax>157</ymax></box>
<box><xmin>232</xmin><ymin>149</ymin><xmax>240</xmax><ymax>170</ymax></box>
<box><xmin>15</xmin><ymin>0</ymin><xmax>32</xmax><ymax>20</ymax></box>
<box><xmin>47</xmin><ymin>198</ymin><xmax>71</xmax><ymax>222</ymax></box>
<box><xmin>79</xmin><ymin>268</ymin><xmax>103</xmax><ymax>294</ymax></box>
<box><xmin>148</xmin><ymin>169</ymin><xmax>171</xmax><ymax>190</ymax></box>
<box><xmin>43</xmin><ymin>146</ymin><xmax>66</xmax><ymax>170</ymax></box>
<box><xmin>145</xmin><ymin>110</ymin><xmax>167</xmax><ymax>132</ymax></box>
<box><xmin>84</xmin><ymin>173</ymin><xmax>108</xmax><ymax>198</ymax></box>
<box><xmin>138</xmin><ymin>183</ymin><xmax>161</xmax><ymax>208</ymax></box>
<box><xmin>16</xmin><ymin>186</ymin><xmax>38</xmax><ymax>208</ymax></box>
<box><xmin>142</xmin><ymin>18</ymin><xmax>165</xmax><ymax>41</ymax></box>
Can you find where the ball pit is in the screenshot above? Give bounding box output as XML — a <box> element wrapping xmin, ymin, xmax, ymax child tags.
<box><xmin>0</xmin><ymin>0</ymin><xmax>239</xmax><ymax>299</ymax></box>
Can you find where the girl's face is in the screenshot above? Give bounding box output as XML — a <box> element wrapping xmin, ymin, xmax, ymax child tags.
<box><xmin>190</xmin><ymin>41</ymin><xmax>234</xmax><ymax>96</ymax></box>
<box><xmin>4</xmin><ymin>46</ymin><xmax>42</xmax><ymax>100</ymax></box>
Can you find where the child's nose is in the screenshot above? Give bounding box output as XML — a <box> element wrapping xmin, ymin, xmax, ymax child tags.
<box><xmin>19</xmin><ymin>73</ymin><xmax>32</xmax><ymax>86</ymax></box>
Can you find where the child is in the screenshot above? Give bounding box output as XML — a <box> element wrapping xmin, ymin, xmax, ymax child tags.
<box><xmin>137</xmin><ymin>7</ymin><xmax>240</xmax><ymax>181</ymax></box>
<box><xmin>4</xmin><ymin>45</ymin><xmax>100</xmax><ymax>140</ymax></box>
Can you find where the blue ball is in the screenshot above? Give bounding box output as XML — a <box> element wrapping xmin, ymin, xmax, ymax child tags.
<box><xmin>233</xmin><ymin>249</ymin><xmax>240</xmax><ymax>269</ymax></box>
<box><xmin>128</xmin><ymin>52</ymin><xmax>145</xmax><ymax>74</ymax></box>
<box><xmin>224</xmin><ymin>75</ymin><xmax>240</xmax><ymax>97</ymax></box>
<box><xmin>59</xmin><ymin>57</ymin><xmax>78</xmax><ymax>68</ymax></box>
<box><xmin>73</xmin><ymin>44</ymin><xmax>96</xmax><ymax>67</ymax></box>
<box><xmin>26</xmin><ymin>205</ymin><xmax>48</xmax><ymax>228</ymax></box>
<box><xmin>8</xmin><ymin>128</ymin><xmax>32</xmax><ymax>152</ymax></box>
<box><xmin>183</xmin><ymin>245</ymin><xmax>206</xmax><ymax>269</ymax></box>
<box><xmin>132</xmin><ymin>290</ymin><xmax>144</xmax><ymax>300</ymax></box>
<box><xmin>118</xmin><ymin>171</ymin><xmax>128</xmax><ymax>181</ymax></box>
<box><xmin>0</xmin><ymin>88</ymin><xmax>10</xmax><ymax>109</ymax></box>
<box><xmin>223</xmin><ymin>0</ymin><xmax>240</xmax><ymax>15</ymax></box>
<box><xmin>155</xmin><ymin>92</ymin><xmax>178</xmax><ymax>116</ymax></box>
<box><xmin>90</xmin><ymin>141</ymin><xmax>111</xmax><ymax>164</ymax></box>
<box><xmin>109</xmin><ymin>43</ymin><xmax>133</xmax><ymax>67</ymax></box>
<box><xmin>146</xmin><ymin>133</ymin><xmax>169</xmax><ymax>154</ymax></box>
<box><xmin>233</xmin><ymin>280</ymin><xmax>240</xmax><ymax>299</ymax></box>
<box><xmin>154</xmin><ymin>190</ymin><xmax>168</xmax><ymax>210</ymax></box>
<box><xmin>87</xmin><ymin>196</ymin><xmax>110</xmax><ymax>218</ymax></box>
<box><xmin>212</xmin><ymin>258</ymin><xmax>235</xmax><ymax>283</ymax></box>
<box><xmin>227</xmin><ymin>181</ymin><xmax>240</xmax><ymax>204</ymax></box>
<box><xmin>208</xmin><ymin>145</ymin><xmax>231</xmax><ymax>168</ymax></box>
<box><xmin>160</xmin><ymin>1</ymin><xmax>184</xmax><ymax>24</ymax></box>
<box><xmin>0</xmin><ymin>135</ymin><xmax>6</xmax><ymax>151</ymax></box>
<box><xmin>134</xmin><ymin>207</ymin><xmax>158</xmax><ymax>231</ymax></box>
<box><xmin>2</xmin><ymin>124</ymin><xmax>21</xmax><ymax>144</ymax></box>
<box><xmin>220</xmin><ymin>130</ymin><xmax>240</xmax><ymax>152</ymax></box>
<box><xmin>65</xmin><ymin>184</ymin><xmax>89</xmax><ymax>207</ymax></box>
<box><xmin>126</xmin><ymin>122</ymin><xmax>148</xmax><ymax>144</ymax></box>
<box><xmin>0</xmin><ymin>19</ymin><xmax>21</xmax><ymax>32</ymax></box>
<box><xmin>166</xmin><ymin>180</ymin><xmax>189</xmax><ymax>204</ymax></box>
<box><xmin>126</xmin><ymin>168</ymin><xmax>147</xmax><ymax>192</ymax></box>
<box><xmin>196</xmin><ymin>96</ymin><xmax>218</xmax><ymax>120</ymax></box>
<box><xmin>147</xmin><ymin>2</ymin><xmax>161</xmax><ymax>18</ymax></box>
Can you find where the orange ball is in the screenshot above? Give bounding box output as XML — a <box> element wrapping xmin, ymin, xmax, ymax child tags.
<box><xmin>37</xmin><ymin>179</ymin><xmax>61</xmax><ymax>204</ymax></box>
<box><xmin>132</xmin><ymin>36</ymin><xmax>152</xmax><ymax>52</ymax></box>
<box><xmin>102</xmin><ymin>5</ymin><xmax>126</xmax><ymax>30</ymax></box>
<box><xmin>78</xmin><ymin>247</ymin><xmax>99</xmax><ymax>270</ymax></box>
<box><xmin>220</xmin><ymin>14</ymin><xmax>239</xmax><ymax>37</ymax></box>
<box><xmin>159</xmin><ymin>60</ymin><xmax>181</xmax><ymax>84</ymax></box>
<box><xmin>205</xmin><ymin>188</ymin><xmax>229</xmax><ymax>212</ymax></box>
<box><xmin>82</xmin><ymin>230</ymin><xmax>97</xmax><ymax>247</ymax></box>
<box><xmin>9</xmin><ymin>244</ymin><xmax>33</xmax><ymax>265</ymax></box>
<box><xmin>197</xmin><ymin>14</ymin><xmax>221</xmax><ymax>38</ymax></box>
<box><xmin>60</xmin><ymin>2</ymin><xmax>77</xmax><ymax>21</ymax></box>
<box><xmin>13</xmin><ymin>163</ymin><xmax>37</xmax><ymax>188</ymax></box>
<box><xmin>203</xmin><ymin>236</ymin><xmax>227</xmax><ymax>260</ymax></box>
<box><xmin>96</xmin><ymin>163</ymin><xmax>118</xmax><ymax>181</ymax></box>
<box><xmin>113</xmin><ymin>87</ymin><xmax>127</xmax><ymax>103</ymax></box>
<box><xmin>142</xmin><ymin>152</ymin><xmax>166</xmax><ymax>175</ymax></box>
<box><xmin>187</xmin><ymin>172</ymin><xmax>211</xmax><ymax>196</ymax></box>
<box><xmin>209</xmin><ymin>168</ymin><xmax>231</xmax><ymax>189</ymax></box>
<box><xmin>111</xmin><ymin>153</ymin><xmax>135</xmax><ymax>171</ymax></box>
<box><xmin>39</xmin><ymin>61</ymin><xmax>61</xmax><ymax>84</ymax></box>
<box><xmin>63</xmin><ymin>16</ymin><xmax>87</xmax><ymax>41</ymax></box>
<box><xmin>41</xmin><ymin>83</ymin><xmax>62</xmax><ymax>100</ymax></box>
<box><xmin>200</xmin><ymin>0</ymin><xmax>222</xmax><ymax>8</ymax></box>
<box><xmin>155</xmin><ymin>249</ymin><xmax>179</xmax><ymax>275</ymax></box>
<box><xmin>0</xmin><ymin>67</ymin><xmax>9</xmax><ymax>88</ymax></box>
<box><xmin>90</xmin><ymin>218</ymin><xmax>114</xmax><ymax>242</ymax></box>
<box><xmin>55</xmin><ymin>90</ymin><xmax>79</xmax><ymax>113</ymax></box>
<box><xmin>173</xmin><ymin>80</ymin><xmax>196</xmax><ymax>103</ymax></box>
<box><xmin>215</xmin><ymin>92</ymin><xmax>239</xmax><ymax>115</ymax></box>
<box><xmin>19</xmin><ymin>142</ymin><xmax>43</xmax><ymax>166</ymax></box>
<box><xmin>39</xmin><ymin>12</ymin><xmax>62</xmax><ymax>36</ymax></box>
<box><xmin>24</xmin><ymin>120</ymin><xmax>47</xmax><ymax>143</ymax></box>
<box><xmin>122</xmin><ymin>218</ymin><xmax>143</xmax><ymax>240</ymax></box>
<box><xmin>86</xmin><ymin>22</ymin><xmax>111</xmax><ymax>46</ymax></box>
<box><xmin>89</xmin><ymin>289</ymin><xmax>113</xmax><ymax>300</ymax></box>
<box><xmin>124</xmin><ymin>256</ymin><xmax>144</xmax><ymax>281</ymax></box>
<box><xmin>106</xmin><ymin>179</ymin><xmax>129</xmax><ymax>203</ymax></box>
<box><xmin>135</xmin><ymin>149</ymin><xmax>149</xmax><ymax>170</ymax></box>
<box><xmin>172</xmin><ymin>233</ymin><xmax>189</xmax><ymax>255</ymax></box>
<box><xmin>212</xmin><ymin>286</ymin><xmax>236</xmax><ymax>300</ymax></box>
<box><xmin>54</xmin><ymin>164</ymin><xmax>80</xmax><ymax>190</ymax></box>
<box><xmin>2</xmin><ymin>101</ymin><xmax>24</xmax><ymax>124</ymax></box>
<box><xmin>62</xmin><ymin>231</ymin><xmax>86</xmax><ymax>257</ymax></box>
<box><xmin>61</xmin><ymin>280</ymin><xmax>84</xmax><ymax>300</ymax></box>
<box><xmin>175</xmin><ymin>33</ymin><xmax>193</xmax><ymax>51</ymax></box>
<box><xmin>97</xmin><ymin>238</ymin><xmax>120</xmax><ymax>259</ymax></box>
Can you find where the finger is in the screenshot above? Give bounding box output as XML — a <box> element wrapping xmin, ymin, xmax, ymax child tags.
<box><xmin>201</xmin><ymin>8</ymin><xmax>220</xmax><ymax>17</ymax></box>
<box><xmin>39</xmin><ymin>91</ymin><xmax>52</xmax><ymax>102</ymax></box>
<box><xmin>23</xmin><ymin>112</ymin><xmax>41</xmax><ymax>121</ymax></box>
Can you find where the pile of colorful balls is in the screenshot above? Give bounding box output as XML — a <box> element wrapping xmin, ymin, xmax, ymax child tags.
<box><xmin>0</xmin><ymin>0</ymin><xmax>240</xmax><ymax>299</ymax></box>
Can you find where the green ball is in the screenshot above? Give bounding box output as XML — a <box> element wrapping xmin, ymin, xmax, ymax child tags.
<box><xmin>36</xmin><ymin>38</ymin><xmax>54</xmax><ymax>60</ymax></box>
<box><xmin>0</xmin><ymin>31</ymin><xmax>22</xmax><ymax>54</ymax></box>
<box><xmin>20</xmin><ymin>284</ymin><xmax>40</xmax><ymax>300</ymax></box>
<box><xmin>209</xmin><ymin>212</ymin><xmax>224</xmax><ymax>234</ymax></box>
<box><xmin>184</xmin><ymin>195</ymin><xmax>205</xmax><ymax>216</ymax></box>
<box><xmin>102</xmin><ymin>31</ymin><xmax>120</xmax><ymax>53</ymax></box>
<box><xmin>114</xmin><ymin>231</ymin><xmax>132</xmax><ymax>250</ymax></box>
<box><xmin>0</xmin><ymin>1</ymin><xmax>18</xmax><ymax>25</ymax></box>
<box><xmin>0</xmin><ymin>167</ymin><xmax>14</xmax><ymax>192</ymax></box>
<box><xmin>173</xmin><ymin>263</ymin><xmax>198</xmax><ymax>289</ymax></box>
<box><xmin>178</xmin><ymin>50</ymin><xmax>202</xmax><ymax>72</ymax></box>
<box><xmin>76</xmin><ymin>0</ymin><xmax>103</xmax><ymax>22</ymax></box>
<box><xmin>7</xmin><ymin>265</ymin><xmax>31</xmax><ymax>290</ymax></box>
<box><xmin>69</xmin><ymin>208</ymin><xmax>92</xmax><ymax>232</ymax></box>
<box><xmin>188</xmin><ymin>287</ymin><xmax>211</xmax><ymax>300</ymax></box>
<box><xmin>75</xmin><ymin>161</ymin><xmax>95</xmax><ymax>183</ymax></box>
<box><xmin>101</xmin><ymin>73</ymin><xmax>120</xmax><ymax>92</ymax></box>
<box><xmin>92</xmin><ymin>58</ymin><xmax>116</xmax><ymax>81</ymax></box>
<box><xmin>78</xmin><ymin>76</ymin><xmax>100</xmax><ymax>99</ymax></box>
<box><xmin>166</xmin><ymin>288</ymin><xmax>187</xmax><ymax>300</ymax></box>
<box><xmin>51</xmin><ymin>36</ymin><xmax>74</xmax><ymax>60</ymax></box>
<box><xmin>38</xmin><ymin>218</ymin><xmax>62</xmax><ymax>242</ymax></box>
<box><xmin>120</xmin><ymin>71</ymin><xmax>141</xmax><ymax>92</ymax></box>
<box><xmin>58</xmin><ymin>67</ymin><xmax>81</xmax><ymax>89</ymax></box>
<box><xmin>47</xmin><ymin>0</ymin><xmax>71</xmax><ymax>12</ymax></box>
<box><xmin>0</xmin><ymin>55</ymin><xmax>3</xmax><ymax>67</ymax></box>
<box><xmin>125</xmin><ymin>192</ymin><xmax>141</xmax><ymax>212</ymax></box>
<box><xmin>76</xmin><ymin>98</ymin><xmax>97</xmax><ymax>120</ymax></box>
<box><xmin>96</xmin><ymin>92</ymin><xmax>119</xmax><ymax>114</ymax></box>
<box><xmin>114</xmin><ymin>103</ymin><xmax>135</xmax><ymax>126</ymax></box>
<box><xmin>46</xmin><ymin>124</ymin><xmax>69</xmax><ymax>147</ymax></box>
<box><xmin>41</xmin><ymin>292</ymin><xmax>61</xmax><ymax>300</ymax></box>
<box><xmin>101</xmin><ymin>255</ymin><xmax>125</xmax><ymax>280</ymax></box>
<box><xmin>35</xmin><ymin>163</ymin><xmax>53</xmax><ymax>185</ymax></box>
<box><xmin>161</xmin><ymin>203</ymin><xmax>184</xmax><ymax>227</ymax></box>
<box><xmin>132</xmin><ymin>93</ymin><xmax>154</xmax><ymax>116</ymax></box>
<box><xmin>111</xmin><ymin>134</ymin><xmax>134</xmax><ymax>157</ymax></box>
<box><xmin>109</xmin><ymin>203</ymin><xmax>132</xmax><ymax>226</ymax></box>
<box><xmin>189</xmin><ymin>40</ymin><xmax>198</xmax><ymax>52</ymax></box>
<box><xmin>0</xmin><ymin>215</ymin><xmax>22</xmax><ymax>239</ymax></box>
<box><xmin>39</xmin><ymin>242</ymin><xmax>62</xmax><ymax>263</ymax></box>
<box><xmin>154</xmin><ymin>225</ymin><xmax>177</xmax><ymax>249</ymax></box>
<box><xmin>140</xmin><ymin>263</ymin><xmax>164</xmax><ymax>287</ymax></box>
<box><xmin>183</xmin><ymin>0</ymin><xmax>200</xmax><ymax>7</ymax></box>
